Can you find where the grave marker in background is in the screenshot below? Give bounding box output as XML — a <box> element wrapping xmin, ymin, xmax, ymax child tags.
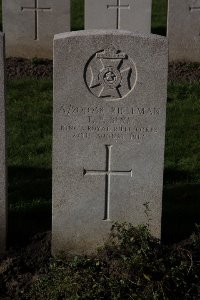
<box><xmin>168</xmin><ymin>0</ymin><xmax>200</xmax><ymax>62</ymax></box>
<box><xmin>2</xmin><ymin>0</ymin><xmax>70</xmax><ymax>58</ymax></box>
<box><xmin>52</xmin><ymin>30</ymin><xmax>168</xmax><ymax>255</ymax></box>
<box><xmin>0</xmin><ymin>33</ymin><xmax>6</xmax><ymax>253</ymax></box>
<box><xmin>85</xmin><ymin>0</ymin><xmax>152</xmax><ymax>33</ymax></box>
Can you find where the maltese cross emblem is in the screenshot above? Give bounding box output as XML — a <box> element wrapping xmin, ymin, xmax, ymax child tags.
<box><xmin>85</xmin><ymin>47</ymin><xmax>137</xmax><ymax>101</ymax></box>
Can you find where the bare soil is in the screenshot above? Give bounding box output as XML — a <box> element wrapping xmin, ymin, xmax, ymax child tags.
<box><xmin>6</xmin><ymin>58</ymin><xmax>53</xmax><ymax>80</ymax></box>
<box><xmin>0</xmin><ymin>232</ymin><xmax>51</xmax><ymax>299</ymax></box>
<box><xmin>5</xmin><ymin>58</ymin><xmax>200</xmax><ymax>82</ymax></box>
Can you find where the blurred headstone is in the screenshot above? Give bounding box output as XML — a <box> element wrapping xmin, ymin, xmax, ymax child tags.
<box><xmin>168</xmin><ymin>0</ymin><xmax>200</xmax><ymax>62</ymax></box>
<box><xmin>3</xmin><ymin>0</ymin><xmax>70</xmax><ymax>58</ymax></box>
<box><xmin>85</xmin><ymin>0</ymin><xmax>152</xmax><ymax>33</ymax></box>
<box><xmin>0</xmin><ymin>33</ymin><xmax>6</xmax><ymax>253</ymax></box>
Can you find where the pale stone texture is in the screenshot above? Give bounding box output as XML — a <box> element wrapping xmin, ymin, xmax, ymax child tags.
<box><xmin>85</xmin><ymin>0</ymin><xmax>152</xmax><ymax>33</ymax></box>
<box><xmin>168</xmin><ymin>0</ymin><xmax>200</xmax><ymax>62</ymax></box>
<box><xmin>52</xmin><ymin>30</ymin><xmax>168</xmax><ymax>256</ymax></box>
<box><xmin>2</xmin><ymin>0</ymin><xmax>70</xmax><ymax>58</ymax></box>
<box><xmin>0</xmin><ymin>33</ymin><xmax>6</xmax><ymax>253</ymax></box>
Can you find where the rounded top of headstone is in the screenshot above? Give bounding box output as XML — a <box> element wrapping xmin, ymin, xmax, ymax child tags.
<box><xmin>54</xmin><ymin>30</ymin><xmax>167</xmax><ymax>44</ymax></box>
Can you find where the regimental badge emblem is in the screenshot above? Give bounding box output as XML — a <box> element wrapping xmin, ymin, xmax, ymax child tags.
<box><xmin>84</xmin><ymin>46</ymin><xmax>137</xmax><ymax>101</ymax></box>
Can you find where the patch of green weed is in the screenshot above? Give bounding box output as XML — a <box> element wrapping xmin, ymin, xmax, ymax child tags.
<box><xmin>24</xmin><ymin>223</ymin><xmax>200</xmax><ymax>300</ymax></box>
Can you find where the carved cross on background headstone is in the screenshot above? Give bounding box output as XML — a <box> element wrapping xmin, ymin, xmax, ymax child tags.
<box><xmin>21</xmin><ymin>0</ymin><xmax>52</xmax><ymax>40</ymax></box>
<box><xmin>84</xmin><ymin>145</ymin><xmax>133</xmax><ymax>221</ymax></box>
<box><xmin>107</xmin><ymin>0</ymin><xmax>130</xmax><ymax>29</ymax></box>
<box><xmin>189</xmin><ymin>2</ymin><xmax>200</xmax><ymax>12</ymax></box>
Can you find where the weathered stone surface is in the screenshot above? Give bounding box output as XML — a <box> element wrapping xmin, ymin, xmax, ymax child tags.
<box><xmin>85</xmin><ymin>0</ymin><xmax>152</xmax><ymax>33</ymax></box>
<box><xmin>52</xmin><ymin>30</ymin><xmax>168</xmax><ymax>256</ymax></box>
<box><xmin>2</xmin><ymin>0</ymin><xmax>70</xmax><ymax>58</ymax></box>
<box><xmin>0</xmin><ymin>33</ymin><xmax>6</xmax><ymax>253</ymax></box>
<box><xmin>168</xmin><ymin>0</ymin><xmax>200</xmax><ymax>62</ymax></box>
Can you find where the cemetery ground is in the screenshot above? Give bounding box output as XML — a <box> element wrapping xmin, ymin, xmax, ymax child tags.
<box><xmin>2</xmin><ymin>51</ymin><xmax>200</xmax><ymax>300</ymax></box>
<box><xmin>0</xmin><ymin>0</ymin><xmax>200</xmax><ymax>299</ymax></box>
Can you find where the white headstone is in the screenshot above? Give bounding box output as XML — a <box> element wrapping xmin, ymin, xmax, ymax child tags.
<box><xmin>0</xmin><ymin>33</ymin><xmax>6</xmax><ymax>253</ymax></box>
<box><xmin>52</xmin><ymin>30</ymin><xmax>168</xmax><ymax>256</ymax></box>
<box><xmin>85</xmin><ymin>0</ymin><xmax>152</xmax><ymax>33</ymax></box>
<box><xmin>2</xmin><ymin>0</ymin><xmax>70</xmax><ymax>58</ymax></box>
<box><xmin>168</xmin><ymin>0</ymin><xmax>200</xmax><ymax>62</ymax></box>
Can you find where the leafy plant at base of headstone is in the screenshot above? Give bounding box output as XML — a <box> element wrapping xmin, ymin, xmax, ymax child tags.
<box><xmin>23</xmin><ymin>223</ymin><xmax>200</xmax><ymax>300</ymax></box>
<box><xmin>191</xmin><ymin>225</ymin><xmax>200</xmax><ymax>250</ymax></box>
<box><xmin>143</xmin><ymin>201</ymin><xmax>152</xmax><ymax>228</ymax></box>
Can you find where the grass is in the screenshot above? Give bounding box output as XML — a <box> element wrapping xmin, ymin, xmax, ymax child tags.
<box><xmin>152</xmin><ymin>0</ymin><xmax>168</xmax><ymax>35</ymax></box>
<box><xmin>71</xmin><ymin>0</ymin><xmax>84</xmax><ymax>31</ymax></box>
<box><xmin>6</xmin><ymin>77</ymin><xmax>200</xmax><ymax>245</ymax></box>
<box><xmin>166</xmin><ymin>83</ymin><xmax>200</xmax><ymax>184</ymax></box>
<box><xmin>7</xmin><ymin>79</ymin><xmax>53</xmax><ymax>245</ymax></box>
<box><xmin>7</xmin><ymin>79</ymin><xmax>52</xmax><ymax>168</ymax></box>
<box><xmin>162</xmin><ymin>82</ymin><xmax>200</xmax><ymax>243</ymax></box>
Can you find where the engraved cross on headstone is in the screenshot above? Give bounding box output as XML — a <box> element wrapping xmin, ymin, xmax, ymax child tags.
<box><xmin>83</xmin><ymin>145</ymin><xmax>133</xmax><ymax>221</ymax></box>
<box><xmin>107</xmin><ymin>0</ymin><xmax>130</xmax><ymax>29</ymax></box>
<box><xmin>189</xmin><ymin>2</ymin><xmax>200</xmax><ymax>12</ymax></box>
<box><xmin>21</xmin><ymin>0</ymin><xmax>52</xmax><ymax>40</ymax></box>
